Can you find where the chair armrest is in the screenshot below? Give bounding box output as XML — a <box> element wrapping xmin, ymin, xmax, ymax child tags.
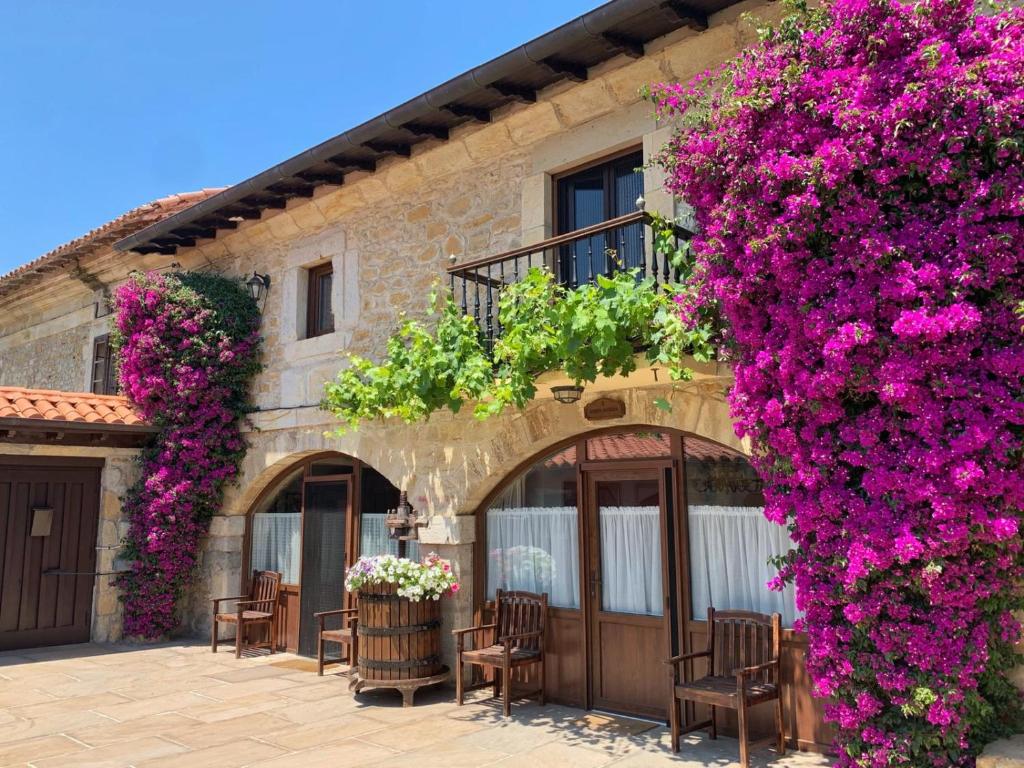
<box><xmin>236</xmin><ymin>599</ymin><xmax>275</xmax><ymax>612</ymax></box>
<box><xmin>665</xmin><ymin>649</ymin><xmax>710</xmax><ymax>666</ymax></box>
<box><xmin>453</xmin><ymin>623</ymin><xmax>497</xmax><ymax>651</ymax></box>
<box><xmin>313</xmin><ymin>608</ymin><xmax>357</xmax><ymax>618</ymax></box>
<box><xmin>211</xmin><ymin>595</ymin><xmax>248</xmax><ymax>607</ymax></box>
<box><xmin>498</xmin><ymin>630</ymin><xmax>543</xmax><ymax>644</ymax></box>
<box><xmin>452</xmin><ymin>623</ymin><xmax>497</xmax><ymax>637</ymax></box>
<box><xmin>732</xmin><ymin>660</ymin><xmax>780</xmax><ymax>678</ymax></box>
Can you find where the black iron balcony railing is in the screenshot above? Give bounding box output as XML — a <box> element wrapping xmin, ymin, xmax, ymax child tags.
<box><xmin>446</xmin><ymin>209</ymin><xmax>692</xmax><ymax>349</ymax></box>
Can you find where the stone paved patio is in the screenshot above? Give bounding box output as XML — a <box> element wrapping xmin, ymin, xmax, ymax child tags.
<box><xmin>0</xmin><ymin>643</ymin><xmax>833</xmax><ymax>768</ymax></box>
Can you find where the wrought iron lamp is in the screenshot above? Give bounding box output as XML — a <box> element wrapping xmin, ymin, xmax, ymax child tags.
<box><xmin>246</xmin><ymin>271</ymin><xmax>271</xmax><ymax>310</ymax></box>
<box><xmin>551</xmin><ymin>385</ymin><xmax>584</xmax><ymax>404</ymax></box>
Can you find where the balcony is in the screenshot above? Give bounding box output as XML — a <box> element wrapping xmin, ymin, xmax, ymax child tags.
<box><xmin>446</xmin><ymin>210</ymin><xmax>692</xmax><ymax>348</ymax></box>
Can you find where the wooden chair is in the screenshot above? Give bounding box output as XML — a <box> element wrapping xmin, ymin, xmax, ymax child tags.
<box><xmin>453</xmin><ymin>589</ymin><xmax>547</xmax><ymax>717</ymax></box>
<box><xmin>666</xmin><ymin>608</ymin><xmax>784</xmax><ymax>768</ymax></box>
<box><xmin>314</xmin><ymin>606</ymin><xmax>358</xmax><ymax>676</ymax></box>
<box><xmin>211</xmin><ymin>570</ymin><xmax>282</xmax><ymax>659</ymax></box>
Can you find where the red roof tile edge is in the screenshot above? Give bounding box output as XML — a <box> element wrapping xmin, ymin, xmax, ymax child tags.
<box><xmin>0</xmin><ymin>188</ymin><xmax>227</xmax><ymax>300</ymax></box>
<box><xmin>0</xmin><ymin>386</ymin><xmax>149</xmax><ymax>429</ymax></box>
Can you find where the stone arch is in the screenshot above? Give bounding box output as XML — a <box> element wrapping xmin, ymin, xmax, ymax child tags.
<box><xmin>223</xmin><ymin>425</ymin><xmax>407</xmax><ymax>519</ymax></box>
<box><xmin>421</xmin><ymin>381</ymin><xmax>739</xmax><ymax>516</ymax></box>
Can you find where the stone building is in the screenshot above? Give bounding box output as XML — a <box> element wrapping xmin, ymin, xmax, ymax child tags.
<box><xmin>0</xmin><ymin>0</ymin><xmax>842</xmax><ymax>751</ymax></box>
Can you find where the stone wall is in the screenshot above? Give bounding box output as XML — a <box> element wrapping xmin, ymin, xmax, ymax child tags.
<box><xmin>0</xmin><ymin>325</ymin><xmax>90</xmax><ymax>391</ymax></box>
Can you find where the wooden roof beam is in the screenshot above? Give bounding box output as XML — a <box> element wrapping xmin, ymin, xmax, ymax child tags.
<box><xmin>241</xmin><ymin>195</ymin><xmax>288</xmax><ymax>210</ymax></box>
<box><xmin>134</xmin><ymin>244</ymin><xmax>177</xmax><ymax>255</ymax></box>
<box><xmin>402</xmin><ymin>122</ymin><xmax>450</xmax><ymax>141</ymax></box>
<box><xmin>195</xmin><ymin>216</ymin><xmax>239</xmax><ymax>230</ymax></box>
<box><xmin>488</xmin><ymin>82</ymin><xmax>536</xmax><ymax>103</ymax></box>
<box><xmin>363</xmin><ymin>140</ymin><xmax>413</xmax><ymax>158</ymax></box>
<box><xmin>327</xmin><ymin>156</ymin><xmax>377</xmax><ymax>173</ymax></box>
<box><xmin>173</xmin><ymin>226</ymin><xmax>218</xmax><ymax>239</ymax></box>
<box><xmin>265</xmin><ymin>183</ymin><xmax>316</xmax><ymax>199</ymax></box>
<box><xmin>442</xmin><ymin>103</ymin><xmax>491</xmax><ymax>123</ymax></box>
<box><xmin>541</xmin><ymin>57</ymin><xmax>588</xmax><ymax>82</ymax></box>
<box><xmin>151</xmin><ymin>236</ymin><xmax>196</xmax><ymax>248</ymax></box>
<box><xmin>220</xmin><ymin>205</ymin><xmax>263</xmax><ymax>220</ymax></box>
<box><xmin>661</xmin><ymin>1</ymin><xmax>709</xmax><ymax>30</ymax></box>
<box><xmin>296</xmin><ymin>170</ymin><xmax>346</xmax><ymax>185</ymax></box>
<box><xmin>602</xmin><ymin>31</ymin><xmax>645</xmax><ymax>58</ymax></box>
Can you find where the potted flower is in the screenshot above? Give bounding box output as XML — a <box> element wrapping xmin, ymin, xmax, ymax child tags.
<box><xmin>344</xmin><ymin>553</ymin><xmax>460</xmax><ymax>705</ymax></box>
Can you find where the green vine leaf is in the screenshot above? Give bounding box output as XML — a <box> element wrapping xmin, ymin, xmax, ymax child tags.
<box><xmin>322</xmin><ymin>267</ymin><xmax>719</xmax><ymax>431</ymax></box>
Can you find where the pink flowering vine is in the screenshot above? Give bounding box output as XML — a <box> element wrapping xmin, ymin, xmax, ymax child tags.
<box><xmin>113</xmin><ymin>272</ymin><xmax>262</xmax><ymax>638</ymax></box>
<box><xmin>655</xmin><ymin>0</ymin><xmax>1024</xmax><ymax>764</ymax></box>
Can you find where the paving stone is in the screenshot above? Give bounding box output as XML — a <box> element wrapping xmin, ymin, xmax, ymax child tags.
<box><xmin>0</xmin><ymin>643</ymin><xmax>834</xmax><ymax>768</ymax></box>
<box><xmin>31</xmin><ymin>736</ymin><xmax>188</xmax><ymax>768</ymax></box>
<box><xmin>246</xmin><ymin>736</ymin><xmax>396</xmax><ymax>768</ymax></box>
<box><xmin>134</xmin><ymin>737</ymin><xmax>287</xmax><ymax>767</ymax></box>
<box><xmin>0</xmin><ymin>734</ymin><xmax>87</xmax><ymax>766</ymax></box>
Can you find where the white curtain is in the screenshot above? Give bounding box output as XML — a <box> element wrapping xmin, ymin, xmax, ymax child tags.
<box><xmin>360</xmin><ymin>513</ymin><xmax>420</xmax><ymax>561</ymax></box>
<box><xmin>599</xmin><ymin>506</ymin><xmax>663</xmax><ymax>616</ymax></box>
<box><xmin>486</xmin><ymin>506</ymin><xmax>579</xmax><ymax>608</ymax></box>
<box><xmin>251</xmin><ymin>513</ymin><xmax>300</xmax><ymax>584</ymax></box>
<box><xmin>688</xmin><ymin>505</ymin><xmax>799</xmax><ymax>626</ymax></box>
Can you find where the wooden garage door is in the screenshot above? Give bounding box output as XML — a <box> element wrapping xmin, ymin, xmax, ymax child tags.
<box><xmin>0</xmin><ymin>459</ymin><xmax>102</xmax><ymax>651</ymax></box>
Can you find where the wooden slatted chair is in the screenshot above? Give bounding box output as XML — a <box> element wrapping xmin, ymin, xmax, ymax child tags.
<box><xmin>211</xmin><ymin>570</ymin><xmax>282</xmax><ymax>659</ymax></box>
<box><xmin>314</xmin><ymin>605</ymin><xmax>358</xmax><ymax>676</ymax></box>
<box><xmin>453</xmin><ymin>589</ymin><xmax>548</xmax><ymax>717</ymax></box>
<box><xmin>666</xmin><ymin>608</ymin><xmax>784</xmax><ymax>768</ymax></box>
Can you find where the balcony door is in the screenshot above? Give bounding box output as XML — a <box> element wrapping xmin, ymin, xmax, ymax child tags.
<box><xmin>557</xmin><ymin>150</ymin><xmax>644</xmax><ymax>286</ymax></box>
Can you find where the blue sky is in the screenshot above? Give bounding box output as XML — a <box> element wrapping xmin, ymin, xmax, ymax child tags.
<box><xmin>0</xmin><ymin>1</ymin><xmax>598</xmax><ymax>273</ymax></box>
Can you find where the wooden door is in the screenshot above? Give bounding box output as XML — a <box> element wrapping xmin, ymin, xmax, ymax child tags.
<box><xmin>0</xmin><ymin>461</ymin><xmax>101</xmax><ymax>651</ymax></box>
<box><xmin>297</xmin><ymin>478</ymin><xmax>351</xmax><ymax>657</ymax></box>
<box><xmin>585</xmin><ymin>468</ymin><xmax>672</xmax><ymax>718</ymax></box>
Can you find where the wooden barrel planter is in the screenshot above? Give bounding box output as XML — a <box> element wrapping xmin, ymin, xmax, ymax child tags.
<box><xmin>350</xmin><ymin>581</ymin><xmax>449</xmax><ymax>706</ymax></box>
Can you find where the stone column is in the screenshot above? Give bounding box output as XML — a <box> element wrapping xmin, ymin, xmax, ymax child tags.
<box><xmin>183</xmin><ymin>514</ymin><xmax>246</xmax><ymax>637</ymax></box>
<box><xmin>418</xmin><ymin>513</ymin><xmax>476</xmax><ymax>681</ymax></box>
<box><xmin>92</xmin><ymin>456</ymin><xmax>136</xmax><ymax>643</ymax></box>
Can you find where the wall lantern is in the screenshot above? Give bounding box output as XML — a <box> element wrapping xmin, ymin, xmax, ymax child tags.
<box><xmin>384</xmin><ymin>491</ymin><xmax>424</xmax><ymax>541</ymax></box>
<box><xmin>246</xmin><ymin>271</ymin><xmax>271</xmax><ymax>309</ymax></box>
<box><xmin>551</xmin><ymin>385</ymin><xmax>584</xmax><ymax>404</ymax></box>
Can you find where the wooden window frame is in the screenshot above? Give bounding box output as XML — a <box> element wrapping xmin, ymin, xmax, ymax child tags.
<box><xmin>90</xmin><ymin>334</ymin><xmax>117</xmax><ymax>395</ymax></box>
<box><xmin>306</xmin><ymin>263</ymin><xmax>335</xmax><ymax>338</ymax></box>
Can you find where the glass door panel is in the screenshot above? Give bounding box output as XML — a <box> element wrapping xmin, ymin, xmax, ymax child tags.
<box><xmin>597</xmin><ymin>479</ymin><xmax>663</xmax><ymax>616</ymax></box>
<box><xmin>557</xmin><ymin>151</ymin><xmax>644</xmax><ymax>286</ymax></box>
<box><xmin>586</xmin><ymin>469</ymin><xmax>669</xmax><ymax>717</ymax></box>
<box><xmin>297</xmin><ymin>480</ymin><xmax>349</xmax><ymax>657</ymax></box>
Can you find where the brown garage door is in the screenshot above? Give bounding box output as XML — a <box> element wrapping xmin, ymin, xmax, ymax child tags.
<box><xmin>0</xmin><ymin>458</ymin><xmax>102</xmax><ymax>651</ymax></box>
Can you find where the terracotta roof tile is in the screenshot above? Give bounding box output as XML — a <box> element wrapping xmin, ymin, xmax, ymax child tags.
<box><xmin>0</xmin><ymin>188</ymin><xmax>227</xmax><ymax>302</ymax></box>
<box><xmin>0</xmin><ymin>386</ymin><xmax>146</xmax><ymax>428</ymax></box>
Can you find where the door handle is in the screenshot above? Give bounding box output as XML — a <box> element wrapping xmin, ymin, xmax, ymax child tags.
<box><xmin>589</xmin><ymin>572</ymin><xmax>601</xmax><ymax>599</ymax></box>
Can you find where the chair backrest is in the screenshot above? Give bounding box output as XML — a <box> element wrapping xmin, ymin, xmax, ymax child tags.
<box><xmin>495</xmin><ymin>589</ymin><xmax>548</xmax><ymax>652</ymax></box>
<box><xmin>249</xmin><ymin>570</ymin><xmax>282</xmax><ymax>614</ymax></box>
<box><xmin>705</xmin><ymin>607</ymin><xmax>781</xmax><ymax>682</ymax></box>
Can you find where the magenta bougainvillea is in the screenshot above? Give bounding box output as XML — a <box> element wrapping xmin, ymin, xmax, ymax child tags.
<box><xmin>655</xmin><ymin>0</ymin><xmax>1024</xmax><ymax>763</ymax></box>
<box><xmin>113</xmin><ymin>272</ymin><xmax>262</xmax><ymax>638</ymax></box>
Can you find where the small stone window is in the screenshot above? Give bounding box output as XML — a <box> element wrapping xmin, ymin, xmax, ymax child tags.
<box><xmin>306</xmin><ymin>263</ymin><xmax>334</xmax><ymax>338</ymax></box>
<box><xmin>90</xmin><ymin>334</ymin><xmax>117</xmax><ymax>395</ymax></box>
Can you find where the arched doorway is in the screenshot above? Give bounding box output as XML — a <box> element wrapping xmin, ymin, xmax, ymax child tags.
<box><xmin>475</xmin><ymin>428</ymin><xmax>799</xmax><ymax>723</ymax></box>
<box><xmin>244</xmin><ymin>453</ymin><xmax>412</xmax><ymax>655</ymax></box>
